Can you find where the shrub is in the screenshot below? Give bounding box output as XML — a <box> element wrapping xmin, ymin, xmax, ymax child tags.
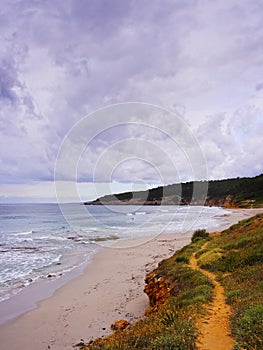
<box><xmin>175</xmin><ymin>256</ymin><xmax>189</xmax><ymax>264</ymax></box>
<box><xmin>191</xmin><ymin>229</ymin><xmax>209</xmax><ymax>243</ymax></box>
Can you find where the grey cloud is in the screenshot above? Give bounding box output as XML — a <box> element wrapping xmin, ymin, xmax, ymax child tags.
<box><xmin>256</xmin><ymin>82</ymin><xmax>263</xmax><ymax>91</ymax></box>
<box><xmin>0</xmin><ymin>64</ymin><xmax>19</xmax><ymax>103</ymax></box>
<box><xmin>0</xmin><ymin>0</ymin><xmax>262</xmax><ymax>189</ymax></box>
<box><xmin>196</xmin><ymin>104</ymin><xmax>263</xmax><ymax>179</ymax></box>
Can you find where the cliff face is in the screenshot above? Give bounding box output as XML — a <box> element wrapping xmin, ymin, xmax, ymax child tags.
<box><xmin>144</xmin><ymin>271</ymin><xmax>172</xmax><ymax>315</ymax></box>
<box><xmin>205</xmin><ymin>195</ymin><xmax>239</xmax><ymax>208</ymax></box>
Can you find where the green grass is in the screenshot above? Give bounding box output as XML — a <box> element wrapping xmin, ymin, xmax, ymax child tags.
<box><xmin>84</xmin><ymin>262</ymin><xmax>213</xmax><ymax>349</ymax></box>
<box><xmin>196</xmin><ymin>213</ymin><xmax>263</xmax><ymax>350</ymax></box>
<box><xmin>81</xmin><ymin>214</ymin><xmax>263</xmax><ymax>350</ymax></box>
<box><xmin>234</xmin><ymin>304</ymin><xmax>263</xmax><ymax>349</ymax></box>
<box><xmin>83</xmin><ymin>233</ymin><xmax>213</xmax><ymax>350</ymax></box>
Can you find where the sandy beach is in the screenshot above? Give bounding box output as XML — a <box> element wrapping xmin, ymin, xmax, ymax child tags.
<box><xmin>0</xmin><ymin>208</ymin><xmax>262</xmax><ymax>350</ymax></box>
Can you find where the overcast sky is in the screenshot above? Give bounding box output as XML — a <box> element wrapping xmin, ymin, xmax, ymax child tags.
<box><xmin>0</xmin><ymin>0</ymin><xmax>262</xmax><ymax>202</ymax></box>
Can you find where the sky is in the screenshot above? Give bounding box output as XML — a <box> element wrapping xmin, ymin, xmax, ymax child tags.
<box><xmin>0</xmin><ymin>0</ymin><xmax>262</xmax><ymax>203</ymax></box>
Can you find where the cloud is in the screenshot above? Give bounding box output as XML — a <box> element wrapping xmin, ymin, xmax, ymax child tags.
<box><xmin>0</xmin><ymin>0</ymin><xmax>262</xmax><ymax>201</ymax></box>
<box><xmin>196</xmin><ymin>102</ymin><xmax>263</xmax><ymax>179</ymax></box>
<box><xmin>256</xmin><ymin>82</ymin><xmax>263</xmax><ymax>91</ymax></box>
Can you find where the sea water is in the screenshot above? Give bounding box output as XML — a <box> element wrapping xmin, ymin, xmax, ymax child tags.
<box><xmin>0</xmin><ymin>203</ymin><xmax>230</xmax><ymax>303</ymax></box>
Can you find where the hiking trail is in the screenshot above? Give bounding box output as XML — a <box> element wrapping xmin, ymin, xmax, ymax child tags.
<box><xmin>190</xmin><ymin>242</ymin><xmax>235</xmax><ymax>350</ymax></box>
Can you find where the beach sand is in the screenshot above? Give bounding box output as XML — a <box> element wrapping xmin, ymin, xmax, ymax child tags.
<box><xmin>0</xmin><ymin>208</ymin><xmax>262</xmax><ymax>350</ymax></box>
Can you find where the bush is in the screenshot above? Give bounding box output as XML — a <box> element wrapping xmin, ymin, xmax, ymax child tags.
<box><xmin>175</xmin><ymin>256</ymin><xmax>189</xmax><ymax>264</ymax></box>
<box><xmin>191</xmin><ymin>229</ymin><xmax>209</xmax><ymax>243</ymax></box>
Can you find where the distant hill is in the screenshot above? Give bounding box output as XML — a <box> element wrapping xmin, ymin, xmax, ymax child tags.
<box><xmin>84</xmin><ymin>173</ymin><xmax>263</xmax><ymax>208</ymax></box>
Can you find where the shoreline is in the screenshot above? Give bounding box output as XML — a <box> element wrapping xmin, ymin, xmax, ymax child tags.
<box><xmin>0</xmin><ymin>208</ymin><xmax>262</xmax><ymax>350</ymax></box>
<box><xmin>0</xmin><ymin>251</ymin><xmax>97</xmax><ymax>325</ymax></box>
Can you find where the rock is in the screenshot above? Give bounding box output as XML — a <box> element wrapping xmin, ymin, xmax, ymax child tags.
<box><xmin>144</xmin><ymin>272</ymin><xmax>172</xmax><ymax>315</ymax></box>
<box><xmin>73</xmin><ymin>341</ymin><xmax>86</xmax><ymax>348</ymax></box>
<box><xmin>111</xmin><ymin>319</ymin><xmax>130</xmax><ymax>331</ymax></box>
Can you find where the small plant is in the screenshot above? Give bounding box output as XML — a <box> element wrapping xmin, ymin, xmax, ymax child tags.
<box><xmin>175</xmin><ymin>256</ymin><xmax>189</xmax><ymax>264</ymax></box>
<box><xmin>191</xmin><ymin>229</ymin><xmax>209</xmax><ymax>243</ymax></box>
<box><xmin>161</xmin><ymin>309</ymin><xmax>178</xmax><ymax>327</ymax></box>
<box><xmin>226</xmin><ymin>290</ymin><xmax>241</xmax><ymax>304</ymax></box>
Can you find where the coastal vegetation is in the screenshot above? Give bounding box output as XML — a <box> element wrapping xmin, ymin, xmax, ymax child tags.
<box><xmin>81</xmin><ymin>213</ymin><xmax>263</xmax><ymax>349</ymax></box>
<box><xmin>198</xmin><ymin>214</ymin><xmax>263</xmax><ymax>349</ymax></box>
<box><xmin>85</xmin><ymin>173</ymin><xmax>263</xmax><ymax>208</ymax></box>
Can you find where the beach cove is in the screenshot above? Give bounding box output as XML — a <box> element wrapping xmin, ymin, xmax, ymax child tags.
<box><xmin>0</xmin><ymin>208</ymin><xmax>262</xmax><ymax>350</ymax></box>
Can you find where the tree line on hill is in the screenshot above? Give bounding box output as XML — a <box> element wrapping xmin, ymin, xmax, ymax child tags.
<box><xmin>84</xmin><ymin>173</ymin><xmax>263</xmax><ymax>208</ymax></box>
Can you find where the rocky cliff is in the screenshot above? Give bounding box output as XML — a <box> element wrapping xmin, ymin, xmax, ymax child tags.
<box><xmin>144</xmin><ymin>271</ymin><xmax>172</xmax><ymax>315</ymax></box>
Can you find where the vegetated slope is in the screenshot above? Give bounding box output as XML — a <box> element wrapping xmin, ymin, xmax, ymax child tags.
<box><xmin>196</xmin><ymin>213</ymin><xmax>263</xmax><ymax>350</ymax></box>
<box><xmin>80</xmin><ymin>214</ymin><xmax>263</xmax><ymax>350</ymax></box>
<box><xmin>84</xmin><ymin>173</ymin><xmax>263</xmax><ymax>207</ymax></box>
<box><xmin>191</xmin><ymin>242</ymin><xmax>235</xmax><ymax>350</ymax></box>
<box><xmin>82</xmin><ymin>244</ymin><xmax>213</xmax><ymax>349</ymax></box>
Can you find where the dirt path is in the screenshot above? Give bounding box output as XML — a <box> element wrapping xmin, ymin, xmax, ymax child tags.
<box><xmin>190</xmin><ymin>243</ymin><xmax>235</xmax><ymax>350</ymax></box>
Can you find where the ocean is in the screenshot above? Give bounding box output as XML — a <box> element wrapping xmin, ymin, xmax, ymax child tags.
<box><xmin>0</xmin><ymin>203</ymin><xmax>230</xmax><ymax>304</ymax></box>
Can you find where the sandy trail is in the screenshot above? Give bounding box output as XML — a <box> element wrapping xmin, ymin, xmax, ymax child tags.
<box><xmin>190</xmin><ymin>242</ymin><xmax>235</xmax><ymax>350</ymax></box>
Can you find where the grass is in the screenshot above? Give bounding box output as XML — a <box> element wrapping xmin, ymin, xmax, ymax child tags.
<box><xmin>83</xmin><ymin>263</ymin><xmax>213</xmax><ymax>349</ymax></box>
<box><xmin>83</xmin><ymin>238</ymin><xmax>212</xmax><ymax>349</ymax></box>
<box><xmin>81</xmin><ymin>214</ymin><xmax>263</xmax><ymax>350</ymax></box>
<box><xmin>196</xmin><ymin>213</ymin><xmax>263</xmax><ymax>349</ymax></box>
